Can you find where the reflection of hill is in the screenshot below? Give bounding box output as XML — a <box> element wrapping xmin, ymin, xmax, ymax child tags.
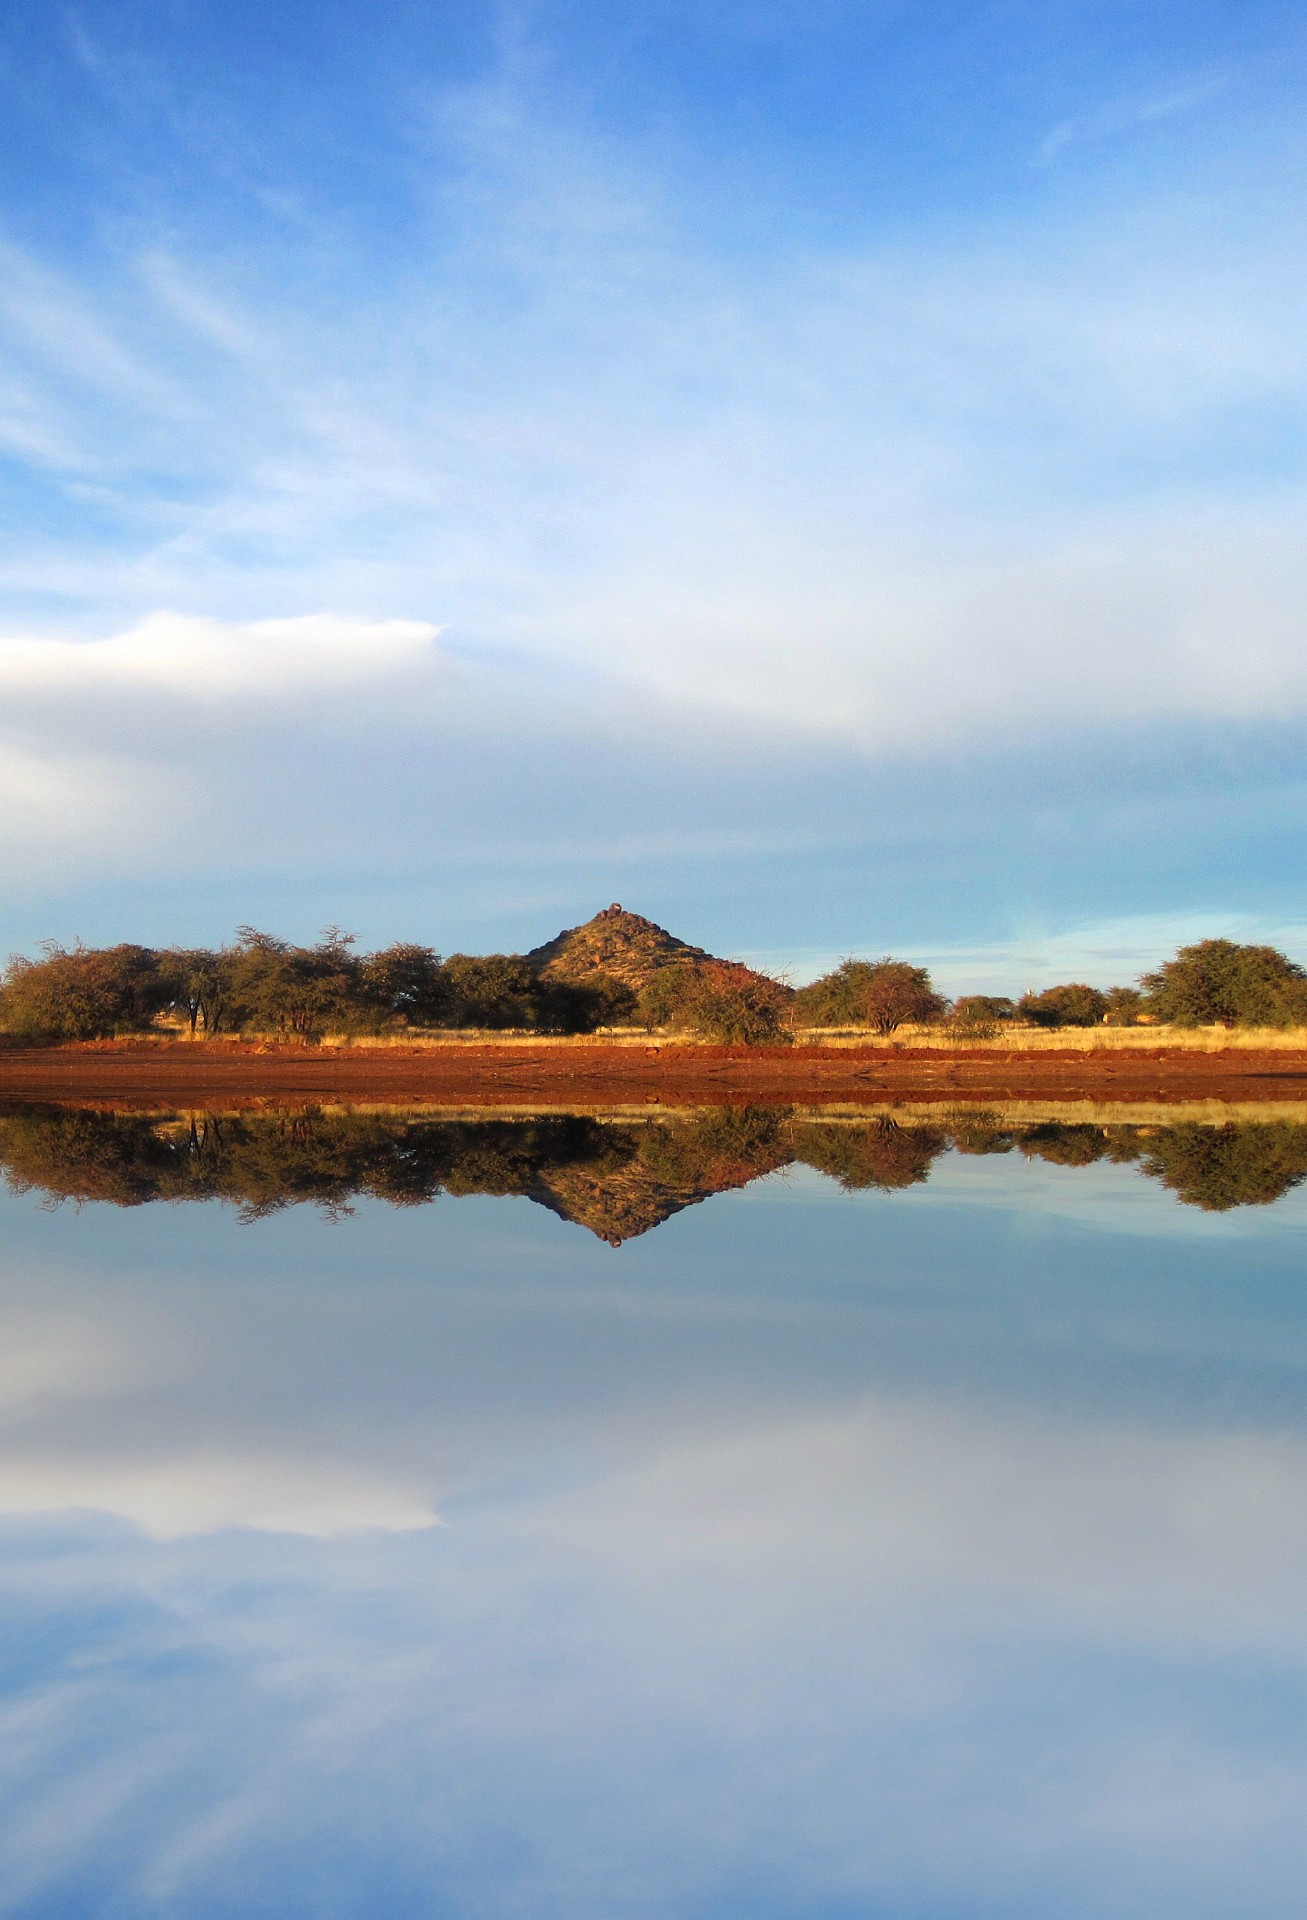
<box><xmin>3</xmin><ymin>1103</ymin><xmax>1307</xmax><ymax>1232</ymax></box>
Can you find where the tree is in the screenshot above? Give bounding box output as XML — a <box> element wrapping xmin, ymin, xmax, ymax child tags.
<box><xmin>794</xmin><ymin>958</ymin><xmax>945</xmax><ymax>1035</ymax></box>
<box><xmin>1140</xmin><ymin>939</ymin><xmax>1307</xmax><ymax>1028</ymax></box>
<box><xmin>1016</xmin><ymin>983</ymin><xmax>1109</xmax><ymax>1028</ymax></box>
<box><xmin>951</xmin><ymin>995</ymin><xmax>1016</xmax><ymax>1025</ymax></box>
<box><xmin>226</xmin><ymin>928</ymin><xmax>362</xmax><ymax>1040</ymax></box>
<box><xmin>637</xmin><ymin>963</ymin><xmax>792</xmax><ymax>1044</ymax></box>
<box><xmin>358</xmin><ymin>944</ymin><xmax>449</xmax><ymax>1028</ymax></box>
<box><xmin>443</xmin><ymin>954</ymin><xmax>545</xmax><ymax>1029</ymax></box>
<box><xmin>159</xmin><ymin>947</ymin><xmax>238</xmax><ymax>1036</ymax></box>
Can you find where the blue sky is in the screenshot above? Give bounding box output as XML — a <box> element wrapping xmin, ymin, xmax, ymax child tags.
<box><xmin>3</xmin><ymin>0</ymin><xmax>1307</xmax><ymax>982</ymax></box>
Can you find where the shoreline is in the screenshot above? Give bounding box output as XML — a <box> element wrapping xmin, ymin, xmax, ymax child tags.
<box><xmin>5</xmin><ymin>1039</ymin><xmax>1307</xmax><ymax>1106</ymax></box>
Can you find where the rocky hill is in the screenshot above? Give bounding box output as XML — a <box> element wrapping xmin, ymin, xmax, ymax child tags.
<box><xmin>527</xmin><ymin>903</ymin><xmax>775</xmax><ymax>995</ymax></box>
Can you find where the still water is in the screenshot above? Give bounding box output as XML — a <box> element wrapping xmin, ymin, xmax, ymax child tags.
<box><xmin>0</xmin><ymin>1101</ymin><xmax>1306</xmax><ymax>1917</ymax></box>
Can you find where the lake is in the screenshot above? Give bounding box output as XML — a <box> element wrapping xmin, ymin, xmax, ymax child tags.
<box><xmin>0</xmin><ymin>1100</ymin><xmax>1304</xmax><ymax>1917</ymax></box>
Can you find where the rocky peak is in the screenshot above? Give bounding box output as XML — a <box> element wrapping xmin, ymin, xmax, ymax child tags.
<box><xmin>527</xmin><ymin>905</ymin><xmax>713</xmax><ymax>991</ymax></box>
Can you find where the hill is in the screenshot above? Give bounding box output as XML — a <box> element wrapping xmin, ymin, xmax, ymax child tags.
<box><xmin>527</xmin><ymin>903</ymin><xmax>779</xmax><ymax>996</ymax></box>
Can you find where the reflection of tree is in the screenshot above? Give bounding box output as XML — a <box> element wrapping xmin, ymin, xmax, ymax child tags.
<box><xmin>1130</xmin><ymin>1122</ymin><xmax>1307</xmax><ymax>1211</ymax></box>
<box><xmin>1018</xmin><ymin>1124</ymin><xmax>1110</xmax><ymax>1168</ymax></box>
<box><xmin>788</xmin><ymin>1118</ymin><xmax>946</xmax><ymax>1191</ymax></box>
<box><xmin>4</xmin><ymin>1104</ymin><xmax>1307</xmax><ymax>1231</ymax></box>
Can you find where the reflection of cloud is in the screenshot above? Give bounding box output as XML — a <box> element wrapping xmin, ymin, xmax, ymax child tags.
<box><xmin>0</xmin><ymin>612</ymin><xmax>441</xmax><ymax>702</ymax></box>
<box><xmin>0</xmin><ymin>1456</ymin><xmax>436</xmax><ymax>1538</ymax></box>
<box><xmin>0</xmin><ymin>1177</ymin><xmax>1305</xmax><ymax>1910</ymax></box>
<box><xmin>1040</xmin><ymin>74</ymin><xmax>1231</xmax><ymax>161</ymax></box>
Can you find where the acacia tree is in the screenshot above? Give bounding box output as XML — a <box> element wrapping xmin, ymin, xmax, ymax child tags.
<box><xmin>1140</xmin><ymin>939</ymin><xmax>1307</xmax><ymax>1028</ymax></box>
<box><xmin>161</xmin><ymin>947</ymin><xmax>239</xmax><ymax>1036</ymax></box>
<box><xmin>794</xmin><ymin>958</ymin><xmax>945</xmax><ymax>1035</ymax></box>
<box><xmin>358</xmin><ymin>944</ymin><xmax>449</xmax><ymax>1028</ymax></box>
<box><xmin>227</xmin><ymin>928</ymin><xmax>363</xmax><ymax>1040</ymax></box>
<box><xmin>638</xmin><ymin>963</ymin><xmax>792</xmax><ymax>1044</ymax></box>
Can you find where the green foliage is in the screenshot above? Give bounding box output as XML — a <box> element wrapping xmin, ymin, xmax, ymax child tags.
<box><xmin>159</xmin><ymin>946</ymin><xmax>239</xmax><ymax>1035</ymax></box>
<box><xmin>1140</xmin><ymin>939</ymin><xmax>1307</xmax><ymax>1028</ymax></box>
<box><xmin>1016</xmin><ymin>983</ymin><xmax>1109</xmax><ymax>1028</ymax></box>
<box><xmin>636</xmin><ymin>963</ymin><xmax>791</xmax><ymax>1044</ymax></box>
<box><xmin>794</xmin><ymin>958</ymin><xmax>945</xmax><ymax>1035</ymax></box>
<box><xmin>788</xmin><ymin>1117</ymin><xmax>946</xmax><ymax>1190</ymax></box>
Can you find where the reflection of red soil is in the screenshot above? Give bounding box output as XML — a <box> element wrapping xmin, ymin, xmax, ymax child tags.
<box><xmin>4</xmin><ymin>1039</ymin><xmax>1307</xmax><ymax>1107</ymax></box>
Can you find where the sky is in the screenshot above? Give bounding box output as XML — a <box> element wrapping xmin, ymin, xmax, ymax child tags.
<box><xmin>3</xmin><ymin>0</ymin><xmax>1307</xmax><ymax>985</ymax></box>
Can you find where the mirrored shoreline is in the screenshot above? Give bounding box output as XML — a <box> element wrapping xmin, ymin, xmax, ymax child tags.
<box><xmin>7</xmin><ymin>1099</ymin><xmax>1307</xmax><ymax>1235</ymax></box>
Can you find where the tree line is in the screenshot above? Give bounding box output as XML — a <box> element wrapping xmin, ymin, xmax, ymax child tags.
<box><xmin>2</xmin><ymin>929</ymin><xmax>1306</xmax><ymax>1045</ymax></box>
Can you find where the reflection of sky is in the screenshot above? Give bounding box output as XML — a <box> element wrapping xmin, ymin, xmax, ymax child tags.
<box><xmin>0</xmin><ymin>1160</ymin><xmax>1306</xmax><ymax>1914</ymax></box>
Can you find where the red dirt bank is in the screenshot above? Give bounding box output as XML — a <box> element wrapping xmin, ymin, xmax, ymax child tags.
<box><xmin>4</xmin><ymin>1039</ymin><xmax>1307</xmax><ymax>1107</ymax></box>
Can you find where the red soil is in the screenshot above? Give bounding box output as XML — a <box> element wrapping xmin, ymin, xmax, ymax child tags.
<box><xmin>3</xmin><ymin>1038</ymin><xmax>1306</xmax><ymax>1108</ymax></box>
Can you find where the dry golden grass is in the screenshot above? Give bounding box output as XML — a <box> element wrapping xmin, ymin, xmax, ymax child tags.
<box><xmin>801</xmin><ymin>1024</ymin><xmax>1307</xmax><ymax>1052</ymax></box>
<box><xmin>75</xmin><ymin>1021</ymin><xmax>1307</xmax><ymax>1052</ymax></box>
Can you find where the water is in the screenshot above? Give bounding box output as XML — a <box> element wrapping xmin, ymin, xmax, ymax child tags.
<box><xmin>0</xmin><ymin>1102</ymin><xmax>1305</xmax><ymax>1917</ymax></box>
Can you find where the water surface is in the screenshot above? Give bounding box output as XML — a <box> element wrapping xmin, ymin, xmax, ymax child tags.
<box><xmin>0</xmin><ymin>1101</ymin><xmax>1305</xmax><ymax>1917</ymax></box>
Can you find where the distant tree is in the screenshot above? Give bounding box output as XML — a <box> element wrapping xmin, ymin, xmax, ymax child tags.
<box><xmin>1140</xmin><ymin>939</ymin><xmax>1307</xmax><ymax>1028</ymax></box>
<box><xmin>1135</xmin><ymin>1121</ymin><xmax>1307</xmax><ymax>1210</ymax></box>
<box><xmin>542</xmin><ymin>971</ymin><xmax>638</xmax><ymax>1033</ymax></box>
<box><xmin>950</xmin><ymin>995</ymin><xmax>1016</xmax><ymax>1025</ymax></box>
<box><xmin>0</xmin><ymin>942</ymin><xmax>167</xmax><ymax>1041</ymax></box>
<box><xmin>794</xmin><ymin>958</ymin><xmax>945</xmax><ymax>1035</ymax></box>
<box><xmin>1102</xmin><ymin>985</ymin><xmax>1145</xmax><ymax>1026</ymax></box>
<box><xmin>789</xmin><ymin>1117</ymin><xmax>946</xmax><ymax>1190</ymax></box>
<box><xmin>1018</xmin><ymin>1123</ymin><xmax>1109</xmax><ymax>1167</ymax></box>
<box><xmin>1016</xmin><ymin>983</ymin><xmax>1109</xmax><ymax>1028</ymax></box>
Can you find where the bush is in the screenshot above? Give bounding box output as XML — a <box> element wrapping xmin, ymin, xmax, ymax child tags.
<box><xmin>225</xmin><ymin>928</ymin><xmax>363</xmax><ymax>1040</ymax></box>
<box><xmin>1102</xmin><ymin>986</ymin><xmax>1145</xmax><ymax>1026</ymax></box>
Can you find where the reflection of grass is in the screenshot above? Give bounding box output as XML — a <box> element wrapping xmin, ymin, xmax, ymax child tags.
<box><xmin>4</xmin><ymin>1105</ymin><xmax>1307</xmax><ymax>1221</ymax></box>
